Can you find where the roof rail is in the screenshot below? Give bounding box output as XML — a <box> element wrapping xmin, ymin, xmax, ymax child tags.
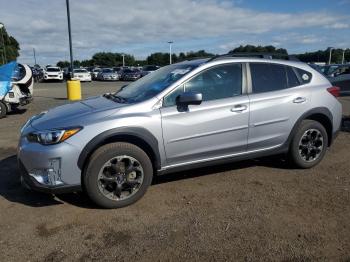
<box><xmin>206</xmin><ymin>53</ymin><xmax>300</xmax><ymax>63</ymax></box>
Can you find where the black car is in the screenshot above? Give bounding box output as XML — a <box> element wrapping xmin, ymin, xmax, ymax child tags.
<box><xmin>121</xmin><ymin>69</ymin><xmax>141</xmax><ymax>81</ymax></box>
<box><xmin>326</xmin><ymin>64</ymin><xmax>350</xmax><ymax>95</ymax></box>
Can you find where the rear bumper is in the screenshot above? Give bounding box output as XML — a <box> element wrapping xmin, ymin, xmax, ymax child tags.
<box><xmin>18</xmin><ymin>159</ymin><xmax>81</xmax><ymax>194</ymax></box>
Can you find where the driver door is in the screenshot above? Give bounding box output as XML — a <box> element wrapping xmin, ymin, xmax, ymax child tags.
<box><xmin>160</xmin><ymin>63</ymin><xmax>249</xmax><ymax>167</ymax></box>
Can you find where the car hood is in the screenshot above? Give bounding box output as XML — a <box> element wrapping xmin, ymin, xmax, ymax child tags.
<box><xmin>30</xmin><ymin>96</ymin><xmax>125</xmax><ymax>130</ymax></box>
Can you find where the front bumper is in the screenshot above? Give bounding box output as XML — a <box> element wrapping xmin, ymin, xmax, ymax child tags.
<box><xmin>19</xmin><ymin>160</ymin><xmax>81</xmax><ymax>194</ymax></box>
<box><xmin>74</xmin><ymin>76</ymin><xmax>91</xmax><ymax>82</ymax></box>
<box><xmin>102</xmin><ymin>76</ymin><xmax>118</xmax><ymax>81</ymax></box>
<box><xmin>44</xmin><ymin>75</ymin><xmax>63</xmax><ymax>80</ymax></box>
<box><xmin>17</xmin><ymin>135</ymin><xmax>82</xmax><ymax>193</ymax></box>
<box><xmin>124</xmin><ymin>76</ymin><xmax>140</xmax><ymax>81</ymax></box>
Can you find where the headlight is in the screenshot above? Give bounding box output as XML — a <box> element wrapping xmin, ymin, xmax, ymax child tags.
<box><xmin>27</xmin><ymin>127</ymin><xmax>82</xmax><ymax>145</ymax></box>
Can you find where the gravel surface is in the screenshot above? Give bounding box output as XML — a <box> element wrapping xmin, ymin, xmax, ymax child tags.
<box><xmin>0</xmin><ymin>82</ymin><xmax>349</xmax><ymax>261</ymax></box>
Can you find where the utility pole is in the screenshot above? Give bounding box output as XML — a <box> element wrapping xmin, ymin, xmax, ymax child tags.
<box><xmin>122</xmin><ymin>54</ymin><xmax>125</xmax><ymax>67</ymax></box>
<box><xmin>168</xmin><ymin>41</ymin><xmax>173</xmax><ymax>64</ymax></box>
<box><xmin>0</xmin><ymin>23</ymin><xmax>7</xmax><ymax>64</ymax></box>
<box><xmin>328</xmin><ymin>47</ymin><xmax>334</xmax><ymax>65</ymax></box>
<box><xmin>66</xmin><ymin>0</ymin><xmax>74</xmax><ymax>79</ymax></box>
<box><xmin>342</xmin><ymin>49</ymin><xmax>345</xmax><ymax>64</ymax></box>
<box><xmin>33</xmin><ymin>48</ymin><xmax>37</xmax><ymax>65</ymax></box>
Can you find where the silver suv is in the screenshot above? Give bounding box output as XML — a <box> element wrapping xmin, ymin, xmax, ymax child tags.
<box><xmin>18</xmin><ymin>57</ymin><xmax>342</xmax><ymax>208</ymax></box>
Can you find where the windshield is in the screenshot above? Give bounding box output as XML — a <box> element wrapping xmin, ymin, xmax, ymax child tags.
<box><xmin>74</xmin><ymin>69</ymin><xmax>88</xmax><ymax>73</ymax></box>
<box><xmin>102</xmin><ymin>69</ymin><xmax>113</xmax><ymax>73</ymax></box>
<box><xmin>47</xmin><ymin>68</ymin><xmax>60</xmax><ymax>72</ymax></box>
<box><xmin>115</xmin><ymin>63</ymin><xmax>199</xmax><ymax>103</ymax></box>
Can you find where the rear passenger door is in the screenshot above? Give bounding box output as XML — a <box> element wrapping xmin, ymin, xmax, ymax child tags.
<box><xmin>247</xmin><ymin>62</ymin><xmax>313</xmax><ymax>151</ymax></box>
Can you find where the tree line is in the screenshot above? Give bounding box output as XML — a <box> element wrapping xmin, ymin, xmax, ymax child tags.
<box><xmin>56</xmin><ymin>45</ymin><xmax>350</xmax><ymax>68</ymax></box>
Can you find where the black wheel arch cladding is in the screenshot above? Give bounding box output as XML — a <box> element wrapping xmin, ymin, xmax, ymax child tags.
<box><xmin>78</xmin><ymin>127</ymin><xmax>161</xmax><ymax>172</ymax></box>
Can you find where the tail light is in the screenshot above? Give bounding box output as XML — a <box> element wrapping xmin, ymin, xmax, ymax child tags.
<box><xmin>327</xmin><ymin>86</ymin><xmax>340</xmax><ymax>97</ymax></box>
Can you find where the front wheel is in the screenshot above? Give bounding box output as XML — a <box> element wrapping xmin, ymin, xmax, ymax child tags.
<box><xmin>83</xmin><ymin>142</ymin><xmax>153</xmax><ymax>208</ymax></box>
<box><xmin>288</xmin><ymin>120</ymin><xmax>328</xmax><ymax>169</ymax></box>
<box><xmin>0</xmin><ymin>101</ymin><xmax>7</xmax><ymax>119</ymax></box>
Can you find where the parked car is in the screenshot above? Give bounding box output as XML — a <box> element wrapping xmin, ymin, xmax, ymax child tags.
<box><xmin>18</xmin><ymin>56</ymin><xmax>342</xmax><ymax>208</ymax></box>
<box><xmin>97</xmin><ymin>68</ymin><xmax>119</xmax><ymax>81</ymax></box>
<box><xmin>43</xmin><ymin>67</ymin><xmax>63</xmax><ymax>81</ymax></box>
<box><xmin>327</xmin><ymin>64</ymin><xmax>350</xmax><ymax>95</ymax></box>
<box><xmin>141</xmin><ymin>65</ymin><xmax>160</xmax><ymax>77</ymax></box>
<box><xmin>121</xmin><ymin>68</ymin><xmax>141</xmax><ymax>81</ymax></box>
<box><xmin>91</xmin><ymin>68</ymin><xmax>102</xmax><ymax>80</ymax></box>
<box><xmin>73</xmin><ymin>69</ymin><xmax>92</xmax><ymax>82</ymax></box>
<box><xmin>320</xmin><ymin>64</ymin><xmax>344</xmax><ymax>77</ymax></box>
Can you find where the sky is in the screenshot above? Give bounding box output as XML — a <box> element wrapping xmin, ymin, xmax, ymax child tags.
<box><xmin>0</xmin><ymin>0</ymin><xmax>349</xmax><ymax>65</ymax></box>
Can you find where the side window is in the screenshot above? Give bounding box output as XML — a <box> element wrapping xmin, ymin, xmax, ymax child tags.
<box><xmin>184</xmin><ymin>64</ymin><xmax>242</xmax><ymax>101</ymax></box>
<box><xmin>250</xmin><ymin>63</ymin><xmax>288</xmax><ymax>93</ymax></box>
<box><xmin>295</xmin><ymin>68</ymin><xmax>312</xmax><ymax>84</ymax></box>
<box><xmin>286</xmin><ymin>66</ymin><xmax>300</xmax><ymax>88</ymax></box>
<box><xmin>163</xmin><ymin>64</ymin><xmax>242</xmax><ymax>107</ymax></box>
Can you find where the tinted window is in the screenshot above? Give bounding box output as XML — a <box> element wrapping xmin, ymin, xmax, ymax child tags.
<box><xmin>163</xmin><ymin>64</ymin><xmax>242</xmax><ymax>107</ymax></box>
<box><xmin>250</xmin><ymin>63</ymin><xmax>288</xmax><ymax>93</ymax></box>
<box><xmin>46</xmin><ymin>68</ymin><xmax>60</xmax><ymax>72</ymax></box>
<box><xmin>295</xmin><ymin>68</ymin><xmax>312</xmax><ymax>84</ymax></box>
<box><xmin>286</xmin><ymin>66</ymin><xmax>300</xmax><ymax>88</ymax></box>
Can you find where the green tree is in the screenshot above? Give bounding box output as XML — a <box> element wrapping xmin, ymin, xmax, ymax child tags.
<box><xmin>0</xmin><ymin>23</ymin><xmax>20</xmax><ymax>65</ymax></box>
<box><xmin>56</xmin><ymin>61</ymin><xmax>70</xmax><ymax>68</ymax></box>
<box><xmin>229</xmin><ymin>45</ymin><xmax>288</xmax><ymax>55</ymax></box>
<box><xmin>146</xmin><ymin>52</ymin><xmax>172</xmax><ymax>66</ymax></box>
<box><xmin>91</xmin><ymin>52</ymin><xmax>135</xmax><ymax>67</ymax></box>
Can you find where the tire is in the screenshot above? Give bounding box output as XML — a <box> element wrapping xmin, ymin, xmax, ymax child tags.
<box><xmin>83</xmin><ymin>142</ymin><xmax>153</xmax><ymax>208</ymax></box>
<box><xmin>288</xmin><ymin>120</ymin><xmax>328</xmax><ymax>169</ymax></box>
<box><xmin>0</xmin><ymin>101</ymin><xmax>7</xmax><ymax>119</ymax></box>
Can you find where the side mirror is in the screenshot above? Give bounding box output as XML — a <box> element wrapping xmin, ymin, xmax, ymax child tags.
<box><xmin>176</xmin><ymin>92</ymin><xmax>202</xmax><ymax>106</ymax></box>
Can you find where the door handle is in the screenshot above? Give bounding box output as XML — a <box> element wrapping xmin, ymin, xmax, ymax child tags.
<box><xmin>231</xmin><ymin>104</ymin><xmax>247</xmax><ymax>112</ymax></box>
<box><xmin>293</xmin><ymin>97</ymin><xmax>306</xmax><ymax>103</ymax></box>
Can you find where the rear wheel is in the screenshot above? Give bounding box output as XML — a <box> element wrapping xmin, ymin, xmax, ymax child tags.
<box><xmin>83</xmin><ymin>142</ymin><xmax>153</xmax><ymax>208</ymax></box>
<box><xmin>288</xmin><ymin>120</ymin><xmax>328</xmax><ymax>168</ymax></box>
<box><xmin>0</xmin><ymin>101</ymin><xmax>7</xmax><ymax>119</ymax></box>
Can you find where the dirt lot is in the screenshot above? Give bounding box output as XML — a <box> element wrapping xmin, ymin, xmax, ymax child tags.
<box><xmin>0</xmin><ymin>81</ymin><xmax>350</xmax><ymax>261</ymax></box>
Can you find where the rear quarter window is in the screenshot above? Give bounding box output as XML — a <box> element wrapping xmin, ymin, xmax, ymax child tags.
<box><xmin>295</xmin><ymin>68</ymin><xmax>312</xmax><ymax>84</ymax></box>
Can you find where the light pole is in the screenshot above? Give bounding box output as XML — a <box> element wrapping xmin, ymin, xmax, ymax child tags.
<box><xmin>33</xmin><ymin>48</ymin><xmax>37</xmax><ymax>65</ymax></box>
<box><xmin>168</xmin><ymin>41</ymin><xmax>173</xmax><ymax>64</ymax></box>
<box><xmin>328</xmin><ymin>47</ymin><xmax>334</xmax><ymax>65</ymax></box>
<box><xmin>0</xmin><ymin>23</ymin><xmax>7</xmax><ymax>64</ymax></box>
<box><xmin>66</xmin><ymin>0</ymin><xmax>74</xmax><ymax>79</ymax></box>
<box><xmin>342</xmin><ymin>49</ymin><xmax>345</xmax><ymax>64</ymax></box>
<box><xmin>122</xmin><ymin>54</ymin><xmax>125</xmax><ymax>67</ymax></box>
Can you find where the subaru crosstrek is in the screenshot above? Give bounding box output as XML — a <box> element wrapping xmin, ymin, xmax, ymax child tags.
<box><xmin>18</xmin><ymin>57</ymin><xmax>342</xmax><ymax>208</ymax></box>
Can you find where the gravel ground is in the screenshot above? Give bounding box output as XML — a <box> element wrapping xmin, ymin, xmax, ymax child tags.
<box><xmin>0</xmin><ymin>81</ymin><xmax>349</xmax><ymax>262</ymax></box>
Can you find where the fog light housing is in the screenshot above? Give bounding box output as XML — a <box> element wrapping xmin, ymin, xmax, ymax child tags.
<box><xmin>29</xmin><ymin>158</ymin><xmax>63</xmax><ymax>186</ymax></box>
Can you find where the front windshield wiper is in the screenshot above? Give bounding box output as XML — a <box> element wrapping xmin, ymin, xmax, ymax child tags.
<box><xmin>103</xmin><ymin>93</ymin><xmax>128</xmax><ymax>103</ymax></box>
